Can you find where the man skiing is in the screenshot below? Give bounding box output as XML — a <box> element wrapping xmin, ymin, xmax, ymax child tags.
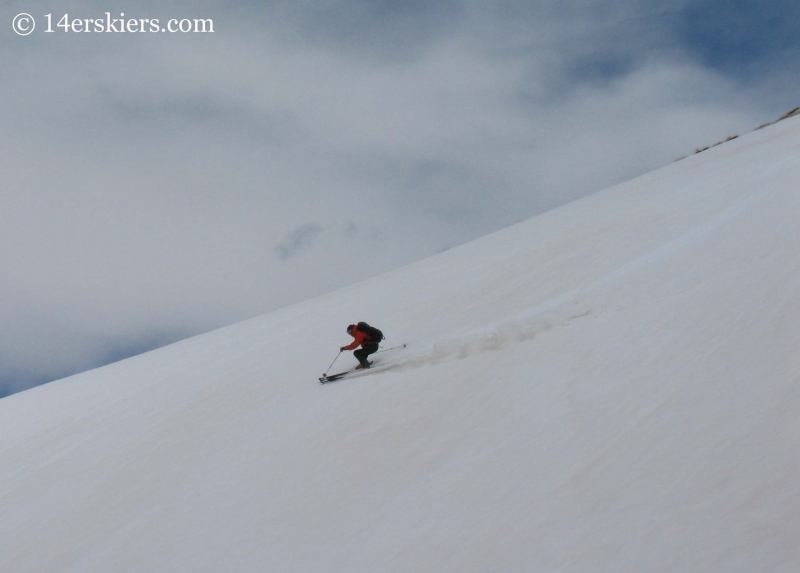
<box><xmin>341</xmin><ymin>322</ymin><xmax>383</xmax><ymax>369</ymax></box>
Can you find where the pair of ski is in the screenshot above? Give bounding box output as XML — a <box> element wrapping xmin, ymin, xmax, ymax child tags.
<box><xmin>319</xmin><ymin>363</ymin><xmax>371</xmax><ymax>383</ymax></box>
<box><xmin>319</xmin><ymin>344</ymin><xmax>406</xmax><ymax>384</ymax></box>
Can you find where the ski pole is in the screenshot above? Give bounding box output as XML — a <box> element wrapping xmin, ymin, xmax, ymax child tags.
<box><xmin>324</xmin><ymin>350</ymin><xmax>343</xmax><ymax>376</ymax></box>
<box><xmin>375</xmin><ymin>343</ymin><xmax>407</xmax><ymax>354</ymax></box>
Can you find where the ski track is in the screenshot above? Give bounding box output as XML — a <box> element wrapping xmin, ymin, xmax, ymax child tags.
<box><xmin>390</xmin><ymin>188</ymin><xmax>766</xmax><ymax>374</ymax></box>
<box><xmin>393</xmin><ymin>298</ymin><xmax>593</xmax><ymax>372</ymax></box>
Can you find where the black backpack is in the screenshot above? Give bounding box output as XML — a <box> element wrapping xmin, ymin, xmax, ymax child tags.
<box><xmin>357</xmin><ymin>321</ymin><xmax>384</xmax><ymax>343</ymax></box>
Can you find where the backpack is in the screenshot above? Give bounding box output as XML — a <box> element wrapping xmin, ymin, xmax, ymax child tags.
<box><xmin>357</xmin><ymin>321</ymin><xmax>384</xmax><ymax>343</ymax></box>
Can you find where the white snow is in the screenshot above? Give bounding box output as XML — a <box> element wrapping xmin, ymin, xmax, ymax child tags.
<box><xmin>2</xmin><ymin>116</ymin><xmax>800</xmax><ymax>572</ymax></box>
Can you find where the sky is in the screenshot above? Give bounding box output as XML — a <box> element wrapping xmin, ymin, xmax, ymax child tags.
<box><xmin>1</xmin><ymin>0</ymin><xmax>799</xmax><ymax>398</ymax></box>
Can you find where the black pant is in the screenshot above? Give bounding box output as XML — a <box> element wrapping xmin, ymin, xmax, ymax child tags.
<box><xmin>354</xmin><ymin>343</ymin><xmax>379</xmax><ymax>367</ymax></box>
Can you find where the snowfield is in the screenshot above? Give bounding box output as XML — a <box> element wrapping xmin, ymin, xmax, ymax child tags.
<box><xmin>2</xmin><ymin>116</ymin><xmax>800</xmax><ymax>572</ymax></box>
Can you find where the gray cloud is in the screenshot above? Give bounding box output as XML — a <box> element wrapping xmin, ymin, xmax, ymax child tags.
<box><xmin>275</xmin><ymin>224</ymin><xmax>324</xmax><ymax>260</ymax></box>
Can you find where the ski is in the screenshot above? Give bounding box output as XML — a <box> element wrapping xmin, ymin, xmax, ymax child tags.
<box><xmin>320</xmin><ymin>370</ymin><xmax>357</xmax><ymax>384</ymax></box>
<box><xmin>320</xmin><ymin>362</ymin><xmax>400</xmax><ymax>383</ymax></box>
<box><xmin>320</xmin><ymin>362</ymin><xmax>372</xmax><ymax>383</ymax></box>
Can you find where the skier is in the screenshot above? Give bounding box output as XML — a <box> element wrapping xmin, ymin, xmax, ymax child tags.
<box><xmin>340</xmin><ymin>322</ymin><xmax>383</xmax><ymax>369</ymax></box>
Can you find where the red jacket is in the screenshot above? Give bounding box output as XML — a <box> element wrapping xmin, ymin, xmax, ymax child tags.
<box><xmin>342</xmin><ymin>326</ymin><xmax>376</xmax><ymax>350</ymax></box>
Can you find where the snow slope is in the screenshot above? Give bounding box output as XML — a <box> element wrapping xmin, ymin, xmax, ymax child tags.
<box><xmin>2</xmin><ymin>116</ymin><xmax>800</xmax><ymax>572</ymax></box>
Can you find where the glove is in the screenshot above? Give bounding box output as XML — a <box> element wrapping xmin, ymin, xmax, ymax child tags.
<box><xmin>340</xmin><ymin>347</ymin><xmax>346</xmax><ymax>351</ymax></box>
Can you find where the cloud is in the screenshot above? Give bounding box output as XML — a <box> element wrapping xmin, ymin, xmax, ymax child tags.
<box><xmin>0</xmin><ymin>0</ymin><xmax>798</xmax><ymax>396</ymax></box>
<box><xmin>275</xmin><ymin>224</ymin><xmax>324</xmax><ymax>261</ymax></box>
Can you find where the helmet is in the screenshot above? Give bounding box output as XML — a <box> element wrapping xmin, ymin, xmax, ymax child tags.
<box><xmin>346</xmin><ymin>324</ymin><xmax>355</xmax><ymax>334</ymax></box>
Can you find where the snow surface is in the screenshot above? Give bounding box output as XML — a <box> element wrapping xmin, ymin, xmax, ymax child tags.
<box><xmin>2</xmin><ymin>116</ymin><xmax>800</xmax><ymax>572</ymax></box>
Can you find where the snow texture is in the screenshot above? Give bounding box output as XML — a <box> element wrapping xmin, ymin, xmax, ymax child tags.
<box><xmin>2</xmin><ymin>116</ymin><xmax>800</xmax><ymax>572</ymax></box>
